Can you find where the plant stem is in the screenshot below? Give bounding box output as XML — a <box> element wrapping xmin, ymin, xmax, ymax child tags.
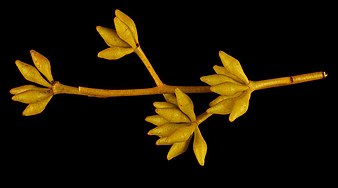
<box><xmin>52</xmin><ymin>81</ymin><xmax>211</xmax><ymax>98</ymax></box>
<box><xmin>78</xmin><ymin>85</ymin><xmax>211</xmax><ymax>98</ymax></box>
<box><xmin>196</xmin><ymin>112</ymin><xmax>213</xmax><ymax>125</ymax></box>
<box><xmin>52</xmin><ymin>71</ymin><xmax>327</xmax><ymax>98</ymax></box>
<box><xmin>249</xmin><ymin>71</ymin><xmax>327</xmax><ymax>91</ymax></box>
<box><xmin>134</xmin><ymin>47</ymin><xmax>164</xmax><ymax>86</ymax></box>
<box><xmin>52</xmin><ymin>81</ymin><xmax>82</xmax><ymax>95</ymax></box>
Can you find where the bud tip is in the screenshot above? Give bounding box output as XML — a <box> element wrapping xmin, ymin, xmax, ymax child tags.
<box><xmin>96</xmin><ymin>26</ymin><xmax>102</xmax><ymax>31</ymax></box>
<box><xmin>323</xmin><ymin>71</ymin><xmax>328</xmax><ymax>78</ymax></box>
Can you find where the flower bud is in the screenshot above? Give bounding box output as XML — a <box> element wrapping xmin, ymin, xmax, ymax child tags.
<box><xmin>97</xmin><ymin>46</ymin><xmax>134</xmax><ymax>60</ymax></box>
<box><xmin>200</xmin><ymin>74</ymin><xmax>238</xmax><ymax>86</ymax></box>
<box><xmin>210</xmin><ymin>82</ymin><xmax>248</xmax><ymax>96</ymax></box>
<box><xmin>96</xmin><ymin>26</ymin><xmax>130</xmax><ymax>48</ymax></box>
<box><xmin>193</xmin><ymin>128</ymin><xmax>207</xmax><ymax>166</ymax></box>
<box><xmin>155</xmin><ymin>108</ymin><xmax>190</xmax><ymax>123</ymax></box>
<box><xmin>15</xmin><ymin>60</ymin><xmax>51</xmax><ymax>87</ymax></box>
<box><xmin>114</xmin><ymin>9</ymin><xmax>139</xmax><ymax>49</ymax></box>
<box><xmin>148</xmin><ymin>123</ymin><xmax>189</xmax><ymax>137</ymax></box>
<box><xmin>22</xmin><ymin>96</ymin><xmax>53</xmax><ymax>116</ymax></box>
<box><xmin>229</xmin><ymin>91</ymin><xmax>251</xmax><ymax>122</ymax></box>
<box><xmin>9</xmin><ymin>84</ymin><xmax>43</xmax><ymax>95</ymax></box>
<box><xmin>163</xmin><ymin>94</ymin><xmax>178</xmax><ymax>105</ymax></box>
<box><xmin>145</xmin><ymin>115</ymin><xmax>169</xmax><ymax>126</ymax></box>
<box><xmin>115</xmin><ymin>9</ymin><xmax>139</xmax><ymax>45</ymax></box>
<box><xmin>12</xmin><ymin>89</ymin><xmax>52</xmax><ymax>104</ymax></box>
<box><xmin>219</xmin><ymin>50</ymin><xmax>249</xmax><ymax>85</ymax></box>
<box><xmin>30</xmin><ymin>50</ymin><xmax>54</xmax><ymax>83</ymax></box>
<box><xmin>167</xmin><ymin>139</ymin><xmax>191</xmax><ymax>160</ymax></box>
<box><xmin>208</xmin><ymin>92</ymin><xmax>242</xmax><ymax>106</ymax></box>
<box><xmin>213</xmin><ymin>65</ymin><xmax>244</xmax><ymax>84</ymax></box>
<box><xmin>153</xmin><ymin>101</ymin><xmax>177</xmax><ymax>109</ymax></box>
<box><xmin>207</xmin><ymin>97</ymin><xmax>236</xmax><ymax>115</ymax></box>
<box><xmin>175</xmin><ymin>88</ymin><xmax>196</xmax><ymax>121</ymax></box>
<box><xmin>156</xmin><ymin>124</ymin><xmax>196</xmax><ymax>145</ymax></box>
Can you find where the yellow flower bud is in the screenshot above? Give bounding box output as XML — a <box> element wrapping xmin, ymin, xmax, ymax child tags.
<box><xmin>96</xmin><ymin>26</ymin><xmax>130</xmax><ymax>47</ymax></box>
<box><xmin>115</xmin><ymin>9</ymin><xmax>139</xmax><ymax>45</ymax></box>
<box><xmin>9</xmin><ymin>84</ymin><xmax>43</xmax><ymax>95</ymax></box>
<box><xmin>30</xmin><ymin>50</ymin><xmax>54</xmax><ymax>83</ymax></box>
<box><xmin>12</xmin><ymin>89</ymin><xmax>52</xmax><ymax>104</ymax></box>
<box><xmin>208</xmin><ymin>92</ymin><xmax>243</xmax><ymax>106</ymax></box>
<box><xmin>97</xmin><ymin>46</ymin><xmax>134</xmax><ymax>60</ymax></box>
<box><xmin>229</xmin><ymin>91</ymin><xmax>251</xmax><ymax>122</ymax></box>
<box><xmin>219</xmin><ymin>50</ymin><xmax>249</xmax><ymax>85</ymax></box>
<box><xmin>213</xmin><ymin>65</ymin><xmax>244</xmax><ymax>84</ymax></box>
<box><xmin>156</xmin><ymin>124</ymin><xmax>196</xmax><ymax>145</ymax></box>
<box><xmin>210</xmin><ymin>82</ymin><xmax>248</xmax><ymax>96</ymax></box>
<box><xmin>145</xmin><ymin>115</ymin><xmax>168</xmax><ymax>126</ymax></box>
<box><xmin>153</xmin><ymin>101</ymin><xmax>177</xmax><ymax>109</ymax></box>
<box><xmin>207</xmin><ymin>97</ymin><xmax>236</xmax><ymax>115</ymax></box>
<box><xmin>15</xmin><ymin>60</ymin><xmax>51</xmax><ymax>87</ymax></box>
<box><xmin>163</xmin><ymin>94</ymin><xmax>178</xmax><ymax>105</ymax></box>
<box><xmin>213</xmin><ymin>65</ymin><xmax>227</xmax><ymax>75</ymax></box>
<box><xmin>167</xmin><ymin>138</ymin><xmax>191</xmax><ymax>160</ymax></box>
<box><xmin>200</xmin><ymin>74</ymin><xmax>238</xmax><ymax>86</ymax></box>
<box><xmin>209</xmin><ymin>95</ymin><xmax>228</xmax><ymax>106</ymax></box>
<box><xmin>22</xmin><ymin>96</ymin><xmax>53</xmax><ymax>116</ymax></box>
<box><xmin>114</xmin><ymin>14</ymin><xmax>138</xmax><ymax>49</ymax></box>
<box><xmin>193</xmin><ymin>128</ymin><xmax>207</xmax><ymax>166</ymax></box>
<box><xmin>175</xmin><ymin>88</ymin><xmax>196</xmax><ymax>121</ymax></box>
<box><xmin>148</xmin><ymin>123</ymin><xmax>189</xmax><ymax>137</ymax></box>
<box><xmin>155</xmin><ymin>108</ymin><xmax>190</xmax><ymax>123</ymax></box>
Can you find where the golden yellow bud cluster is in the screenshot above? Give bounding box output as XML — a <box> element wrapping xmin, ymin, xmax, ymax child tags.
<box><xmin>96</xmin><ymin>9</ymin><xmax>139</xmax><ymax>60</ymax></box>
<box><xmin>201</xmin><ymin>51</ymin><xmax>252</xmax><ymax>122</ymax></box>
<box><xmin>145</xmin><ymin>89</ymin><xmax>207</xmax><ymax>166</ymax></box>
<box><xmin>10</xmin><ymin>50</ymin><xmax>54</xmax><ymax>116</ymax></box>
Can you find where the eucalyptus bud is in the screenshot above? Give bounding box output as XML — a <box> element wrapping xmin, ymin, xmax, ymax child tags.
<box><xmin>96</xmin><ymin>26</ymin><xmax>130</xmax><ymax>48</ymax></box>
<box><xmin>15</xmin><ymin>60</ymin><xmax>51</xmax><ymax>88</ymax></box>
<box><xmin>175</xmin><ymin>88</ymin><xmax>196</xmax><ymax>121</ymax></box>
<box><xmin>114</xmin><ymin>9</ymin><xmax>139</xmax><ymax>49</ymax></box>
<box><xmin>200</xmin><ymin>74</ymin><xmax>238</xmax><ymax>86</ymax></box>
<box><xmin>97</xmin><ymin>46</ymin><xmax>134</xmax><ymax>60</ymax></box>
<box><xmin>229</xmin><ymin>90</ymin><xmax>251</xmax><ymax>122</ymax></box>
<box><xmin>167</xmin><ymin>139</ymin><xmax>191</xmax><ymax>160</ymax></box>
<box><xmin>22</xmin><ymin>96</ymin><xmax>53</xmax><ymax>116</ymax></box>
<box><xmin>155</xmin><ymin>124</ymin><xmax>196</xmax><ymax>145</ymax></box>
<box><xmin>218</xmin><ymin>50</ymin><xmax>249</xmax><ymax>85</ymax></box>
<box><xmin>193</xmin><ymin>128</ymin><xmax>207</xmax><ymax>166</ymax></box>
<box><xmin>12</xmin><ymin>89</ymin><xmax>52</xmax><ymax>104</ymax></box>
<box><xmin>147</xmin><ymin>123</ymin><xmax>190</xmax><ymax>137</ymax></box>
<box><xmin>145</xmin><ymin>115</ymin><xmax>169</xmax><ymax>126</ymax></box>
<box><xmin>115</xmin><ymin>9</ymin><xmax>139</xmax><ymax>45</ymax></box>
<box><xmin>210</xmin><ymin>82</ymin><xmax>248</xmax><ymax>96</ymax></box>
<box><xmin>163</xmin><ymin>94</ymin><xmax>178</xmax><ymax>105</ymax></box>
<box><xmin>30</xmin><ymin>50</ymin><xmax>54</xmax><ymax>83</ymax></box>
<box><xmin>10</xmin><ymin>84</ymin><xmax>45</xmax><ymax>95</ymax></box>
<box><xmin>155</xmin><ymin>108</ymin><xmax>190</xmax><ymax>123</ymax></box>
<box><xmin>153</xmin><ymin>101</ymin><xmax>177</xmax><ymax>109</ymax></box>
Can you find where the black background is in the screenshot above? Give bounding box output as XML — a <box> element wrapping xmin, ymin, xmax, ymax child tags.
<box><xmin>1</xmin><ymin>0</ymin><xmax>336</xmax><ymax>186</ymax></box>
